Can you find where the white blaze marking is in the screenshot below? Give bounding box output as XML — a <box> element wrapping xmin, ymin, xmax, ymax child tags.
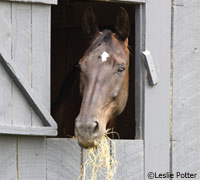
<box><xmin>101</xmin><ymin>51</ymin><xmax>109</xmax><ymax>62</ymax></box>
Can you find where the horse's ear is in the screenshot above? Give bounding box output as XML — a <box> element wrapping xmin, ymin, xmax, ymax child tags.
<box><xmin>115</xmin><ymin>7</ymin><xmax>130</xmax><ymax>41</ymax></box>
<box><xmin>82</xmin><ymin>7</ymin><xmax>99</xmax><ymax>40</ymax></box>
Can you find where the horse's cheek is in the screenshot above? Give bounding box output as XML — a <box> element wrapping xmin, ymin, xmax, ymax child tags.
<box><xmin>117</xmin><ymin>88</ymin><xmax>128</xmax><ymax>115</ymax></box>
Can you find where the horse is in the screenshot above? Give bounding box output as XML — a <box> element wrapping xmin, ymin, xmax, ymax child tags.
<box><xmin>74</xmin><ymin>7</ymin><xmax>130</xmax><ymax>148</ymax></box>
<box><xmin>51</xmin><ymin>6</ymin><xmax>130</xmax><ymax>148</ymax></box>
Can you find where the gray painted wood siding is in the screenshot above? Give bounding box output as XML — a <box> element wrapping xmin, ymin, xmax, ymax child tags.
<box><xmin>144</xmin><ymin>0</ymin><xmax>171</xmax><ymax>178</ymax></box>
<box><xmin>47</xmin><ymin>139</ymin><xmax>81</xmax><ymax>180</ymax></box>
<box><xmin>172</xmin><ymin>0</ymin><xmax>200</xmax><ymax>178</ymax></box>
<box><xmin>18</xmin><ymin>136</ymin><xmax>46</xmax><ymax>180</ymax></box>
<box><xmin>0</xmin><ymin>135</ymin><xmax>46</xmax><ymax>180</ymax></box>
<box><xmin>47</xmin><ymin>139</ymin><xmax>144</xmax><ymax>180</ymax></box>
<box><xmin>114</xmin><ymin>140</ymin><xmax>144</xmax><ymax>180</ymax></box>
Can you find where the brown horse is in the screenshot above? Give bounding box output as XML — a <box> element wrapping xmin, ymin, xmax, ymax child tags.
<box><xmin>75</xmin><ymin>7</ymin><xmax>130</xmax><ymax>148</ymax></box>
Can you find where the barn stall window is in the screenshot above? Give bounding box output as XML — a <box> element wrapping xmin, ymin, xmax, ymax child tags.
<box><xmin>51</xmin><ymin>0</ymin><xmax>145</xmax><ymax>140</ymax></box>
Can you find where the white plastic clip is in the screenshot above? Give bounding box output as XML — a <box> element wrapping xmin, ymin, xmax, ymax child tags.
<box><xmin>142</xmin><ymin>50</ymin><xmax>159</xmax><ymax>86</ymax></box>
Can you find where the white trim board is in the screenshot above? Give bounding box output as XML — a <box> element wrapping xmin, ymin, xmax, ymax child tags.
<box><xmin>0</xmin><ymin>0</ymin><xmax>57</xmax><ymax>5</ymax></box>
<box><xmin>144</xmin><ymin>0</ymin><xmax>171</xmax><ymax>178</ymax></box>
<box><xmin>0</xmin><ymin>126</ymin><xmax>57</xmax><ymax>136</ymax></box>
<box><xmin>87</xmin><ymin>0</ymin><xmax>145</xmax><ymax>3</ymax></box>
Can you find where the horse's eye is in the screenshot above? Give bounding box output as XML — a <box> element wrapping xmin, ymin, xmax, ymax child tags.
<box><xmin>117</xmin><ymin>66</ymin><xmax>125</xmax><ymax>73</ymax></box>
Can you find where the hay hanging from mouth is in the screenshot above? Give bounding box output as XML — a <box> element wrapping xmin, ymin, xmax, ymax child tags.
<box><xmin>78</xmin><ymin>133</ymin><xmax>118</xmax><ymax>180</ymax></box>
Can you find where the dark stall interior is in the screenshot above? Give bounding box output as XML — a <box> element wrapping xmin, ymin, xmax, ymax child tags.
<box><xmin>51</xmin><ymin>0</ymin><xmax>136</xmax><ymax>139</ymax></box>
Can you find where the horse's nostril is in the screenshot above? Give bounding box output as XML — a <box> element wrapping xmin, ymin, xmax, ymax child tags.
<box><xmin>75</xmin><ymin>118</ymin><xmax>100</xmax><ymax>138</ymax></box>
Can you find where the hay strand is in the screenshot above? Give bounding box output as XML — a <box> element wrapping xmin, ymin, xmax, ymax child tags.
<box><xmin>78</xmin><ymin>134</ymin><xmax>118</xmax><ymax>180</ymax></box>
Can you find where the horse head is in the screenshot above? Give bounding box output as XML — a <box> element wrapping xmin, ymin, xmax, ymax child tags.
<box><xmin>75</xmin><ymin>7</ymin><xmax>130</xmax><ymax>148</ymax></box>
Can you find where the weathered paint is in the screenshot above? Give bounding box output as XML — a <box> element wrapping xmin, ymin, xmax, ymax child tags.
<box><xmin>172</xmin><ymin>0</ymin><xmax>200</xmax><ymax>178</ymax></box>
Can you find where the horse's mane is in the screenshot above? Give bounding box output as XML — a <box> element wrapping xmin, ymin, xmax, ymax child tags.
<box><xmin>51</xmin><ymin>63</ymin><xmax>80</xmax><ymax>113</ymax></box>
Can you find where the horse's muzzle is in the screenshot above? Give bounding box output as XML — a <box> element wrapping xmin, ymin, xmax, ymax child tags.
<box><xmin>75</xmin><ymin>118</ymin><xmax>102</xmax><ymax>148</ymax></box>
<box><xmin>76</xmin><ymin>137</ymin><xmax>99</xmax><ymax>148</ymax></box>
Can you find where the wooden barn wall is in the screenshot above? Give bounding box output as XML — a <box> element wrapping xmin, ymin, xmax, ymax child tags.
<box><xmin>46</xmin><ymin>139</ymin><xmax>144</xmax><ymax>180</ymax></box>
<box><xmin>0</xmin><ymin>2</ymin><xmax>50</xmax><ymax>179</ymax></box>
<box><xmin>172</xmin><ymin>0</ymin><xmax>200</xmax><ymax>178</ymax></box>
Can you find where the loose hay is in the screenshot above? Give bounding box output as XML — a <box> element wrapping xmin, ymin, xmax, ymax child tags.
<box><xmin>78</xmin><ymin>134</ymin><xmax>118</xmax><ymax>180</ymax></box>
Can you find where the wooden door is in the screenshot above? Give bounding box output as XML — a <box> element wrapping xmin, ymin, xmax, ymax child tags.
<box><xmin>0</xmin><ymin>2</ymin><xmax>57</xmax><ymax>180</ymax></box>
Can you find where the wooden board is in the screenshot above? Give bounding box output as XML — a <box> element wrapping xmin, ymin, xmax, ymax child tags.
<box><xmin>12</xmin><ymin>3</ymin><xmax>32</xmax><ymax>127</ymax></box>
<box><xmin>47</xmin><ymin>138</ymin><xmax>81</xmax><ymax>180</ymax></box>
<box><xmin>18</xmin><ymin>136</ymin><xmax>46</xmax><ymax>180</ymax></box>
<box><xmin>0</xmin><ymin>126</ymin><xmax>57</xmax><ymax>136</ymax></box>
<box><xmin>134</xmin><ymin>4</ymin><xmax>145</xmax><ymax>139</ymax></box>
<box><xmin>114</xmin><ymin>140</ymin><xmax>143</xmax><ymax>180</ymax></box>
<box><xmin>0</xmin><ymin>135</ymin><xmax>16</xmax><ymax>180</ymax></box>
<box><xmin>32</xmin><ymin>5</ymin><xmax>51</xmax><ymax>126</ymax></box>
<box><xmin>11</xmin><ymin>3</ymin><xmax>51</xmax><ymax>128</ymax></box>
<box><xmin>144</xmin><ymin>0</ymin><xmax>171</xmax><ymax>178</ymax></box>
<box><xmin>172</xmin><ymin>0</ymin><xmax>200</xmax><ymax>178</ymax></box>
<box><xmin>0</xmin><ymin>1</ymin><xmax>12</xmax><ymax>126</ymax></box>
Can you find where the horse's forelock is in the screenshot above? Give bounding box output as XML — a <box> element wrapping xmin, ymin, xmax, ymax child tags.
<box><xmin>87</xmin><ymin>30</ymin><xmax>113</xmax><ymax>53</ymax></box>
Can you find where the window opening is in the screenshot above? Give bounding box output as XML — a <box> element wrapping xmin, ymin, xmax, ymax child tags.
<box><xmin>51</xmin><ymin>0</ymin><xmax>138</xmax><ymax>139</ymax></box>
